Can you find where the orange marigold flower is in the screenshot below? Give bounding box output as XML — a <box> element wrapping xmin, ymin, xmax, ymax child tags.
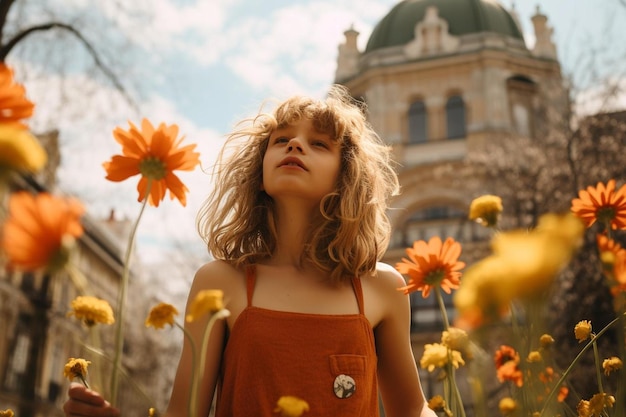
<box><xmin>1</xmin><ymin>192</ymin><xmax>84</xmax><ymax>272</ymax></box>
<box><xmin>0</xmin><ymin>63</ymin><xmax>35</xmax><ymax>129</ymax></box>
<box><xmin>571</xmin><ymin>179</ymin><xmax>626</xmax><ymax>230</ymax></box>
<box><xmin>396</xmin><ymin>236</ymin><xmax>465</xmax><ymax>298</ymax></box>
<box><xmin>103</xmin><ymin>118</ymin><xmax>200</xmax><ymax>207</ymax></box>
<box><xmin>494</xmin><ymin>345</ymin><xmax>519</xmax><ymax>367</ymax></box>
<box><xmin>146</xmin><ymin>302</ymin><xmax>179</xmax><ymax>329</ymax></box>
<box><xmin>496</xmin><ymin>360</ymin><xmax>523</xmax><ymax>387</ymax></box>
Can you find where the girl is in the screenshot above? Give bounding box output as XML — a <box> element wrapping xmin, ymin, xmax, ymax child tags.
<box><xmin>64</xmin><ymin>85</ymin><xmax>436</xmax><ymax>417</ymax></box>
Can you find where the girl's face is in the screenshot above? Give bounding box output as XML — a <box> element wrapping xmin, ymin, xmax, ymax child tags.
<box><xmin>262</xmin><ymin>117</ymin><xmax>341</xmax><ymax>204</ymax></box>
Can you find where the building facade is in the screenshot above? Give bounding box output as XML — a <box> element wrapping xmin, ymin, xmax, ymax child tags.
<box><xmin>334</xmin><ymin>0</ymin><xmax>567</xmax><ymax>411</ymax></box>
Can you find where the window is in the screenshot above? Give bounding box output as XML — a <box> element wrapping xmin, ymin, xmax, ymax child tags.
<box><xmin>507</xmin><ymin>76</ymin><xmax>536</xmax><ymax>137</ymax></box>
<box><xmin>408</xmin><ymin>100</ymin><xmax>427</xmax><ymax>144</ymax></box>
<box><xmin>445</xmin><ymin>95</ymin><xmax>466</xmax><ymax>139</ymax></box>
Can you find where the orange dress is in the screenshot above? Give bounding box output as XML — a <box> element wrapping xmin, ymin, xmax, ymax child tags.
<box><xmin>215</xmin><ymin>266</ymin><xmax>380</xmax><ymax>417</ymax></box>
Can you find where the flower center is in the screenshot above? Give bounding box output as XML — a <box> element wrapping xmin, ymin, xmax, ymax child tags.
<box><xmin>139</xmin><ymin>156</ymin><xmax>167</xmax><ymax>180</ymax></box>
<box><xmin>424</xmin><ymin>268</ymin><xmax>445</xmax><ymax>286</ymax></box>
<box><xmin>597</xmin><ymin>207</ymin><xmax>616</xmax><ymax>227</ymax></box>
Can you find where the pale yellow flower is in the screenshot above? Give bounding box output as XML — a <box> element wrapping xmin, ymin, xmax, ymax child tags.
<box><xmin>469</xmin><ymin>194</ymin><xmax>503</xmax><ymax>227</ymax></box>
<box><xmin>145</xmin><ymin>302</ymin><xmax>179</xmax><ymax>329</ymax></box>
<box><xmin>441</xmin><ymin>327</ymin><xmax>472</xmax><ymax>360</ymax></box>
<box><xmin>148</xmin><ymin>407</ymin><xmax>156</xmax><ymax>416</ymax></box>
<box><xmin>186</xmin><ymin>289</ymin><xmax>225</xmax><ymax>322</ymax></box>
<box><xmin>68</xmin><ymin>296</ymin><xmax>115</xmax><ymax>327</ymax></box>
<box><xmin>589</xmin><ymin>393</ymin><xmax>615</xmax><ymax>415</ymax></box>
<box><xmin>602</xmin><ymin>356</ymin><xmax>622</xmax><ymax>376</ymax></box>
<box><xmin>274</xmin><ymin>396</ymin><xmax>310</xmax><ymax>417</ymax></box>
<box><xmin>427</xmin><ymin>395</ymin><xmax>452</xmax><ymax>416</ymax></box>
<box><xmin>419</xmin><ymin>343</ymin><xmax>465</xmax><ymax>372</ymax></box>
<box><xmin>574</xmin><ymin>320</ymin><xmax>592</xmax><ymax>343</ymax></box>
<box><xmin>0</xmin><ymin>409</ymin><xmax>15</xmax><ymax>417</ymax></box>
<box><xmin>539</xmin><ymin>334</ymin><xmax>555</xmax><ymax>348</ymax></box>
<box><xmin>526</xmin><ymin>350</ymin><xmax>542</xmax><ymax>363</ymax></box>
<box><xmin>498</xmin><ymin>397</ymin><xmax>517</xmax><ymax>415</ymax></box>
<box><xmin>63</xmin><ymin>358</ymin><xmax>91</xmax><ymax>382</ymax></box>
<box><xmin>0</xmin><ymin>126</ymin><xmax>47</xmax><ymax>174</ymax></box>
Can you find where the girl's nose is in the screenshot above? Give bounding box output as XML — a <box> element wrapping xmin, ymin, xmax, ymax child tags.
<box><xmin>287</xmin><ymin>137</ymin><xmax>304</xmax><ymax>153</ymax></box>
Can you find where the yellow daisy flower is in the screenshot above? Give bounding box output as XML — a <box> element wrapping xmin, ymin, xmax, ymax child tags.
<box><xmin>0</xmin><ymin>126</ymin><xmax>47</xmax><ymax>175</ymax></box>
<box><xmin>186</xmin><ymin>289</ymin><xmax>225</xmax><ymax>322</ymax></box>
<box><xmin>419</xmin><ymin>343</ymin><xmax>465</xmax><ymax>372</ymax></box>
<box><xmin>63</xmin><ymin>358</ymin><xmax>91</xmax><ymax>386</ymax></box>
<box><xmin>274</xmin><ymin>396</ymin><xmax>310</xmax><ymax>417</ymax></box>
<box><xmin>145</xmin><ymin>302</ymin><xmax>179</xmax><ymax>329</ymax></box>
<box><xmin>574</xmin><ymin>320</ymin><xmax>592</xmax><ymax>343</ymax></box>
<box><xmin>68</xmin><ymin>296</ymin><xmax>115</xmax><ymax>327</ymax></box>
<box><xmin>602</xmin><ymin>356</ymin><xmax>622</xmax><ymax>376</ymax></box>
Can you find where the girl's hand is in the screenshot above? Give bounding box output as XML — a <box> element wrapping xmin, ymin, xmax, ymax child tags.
<box><xmin>63</xmin><ymin>382</ymin><xmax>120</xmax><ymax>417</ymax></box>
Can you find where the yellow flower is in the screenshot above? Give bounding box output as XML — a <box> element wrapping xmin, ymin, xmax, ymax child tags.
<box><xmin>63</xmin><ymin>358</ymin><xmax>91</xmax><ymax>382</ymax></box>
<box><xmin>103</xmin><ymin>118</ymin><xmax>200</xmax><ymax>207</ymax></box>
<box><xmin>602</xmin><ymin>356</ymin><xmax>622</xmax><ymax>376</ymax></box>
<box><xmin>419</xmin><ymin>343</ymin><xmax>465</xmax><ymax>372</ymax></box>
<box><xmin>274</xmin><ymin>396</ymin><xmax>310</xmax><ymax>417</ymax></box>
<box><xmin>186</xmin><ymin>289</ymin><xmax>225</xmax><ymax>322</ymax></box>
<box><xmin>427</xmin><ymin>395</ymin><xmax>453</xmax><ymax>416</ymax></box>
<box><xmin>469</xmin><ymin>194</ymin><xmax>503</xmax><ymax>227</ymax></box>
<box><xmin>0</xmin><ymin>126</ymin><xmax>47</xmax><ymax>175</ymax></box>
<box><xmin>441</xmin><ymin>327</ymin><xmax>472</xmax><ymax>359</ymax></box>
<box><xmin>539</xmin><ymin>334</ymin><xmax>554</xmax><ymax>348</ymax></box>
<box><xmin>148</xmin><ymin>407</ymin><xmax>156</xmax><ymax>416</ymax></box>
<box><xmin>574</xmin><ymin>320</ymin><xmax>592</xmax><ymax>343</ymax></box>
<box><xmin>1</xmin><ymin>192</ymin><xmax>84</xmax><ymax>273</ymax></box>
<box><xmin>0</xmin><ymin>63</ymin><xmax>35</xmax><ymax>129</ymax></box>
<box><xmin>498</xmin><ymin>397</ymin><xmax>517</xmax><ymax>415</ymax></box>
<box><xmin>396</xmin><ymin>236</ymin><xmax>465</xmax><ymax>298</ymax></box>
<box><xmin>455</xmin><ymin>213</ymin><xmax>584</xmax><ymax>327</ymax></box>
<box><xmin>146</xmin><ymin>302</ymin><xmax>179</xmax><ymax>329</ymax></box>
<box><xmin>68</xmin><ymin>296</ymin><xmax>115</xmax><ymax>327</ymax></box>
<box><xmin>571</xmin><ymin>179</ymin><xmax>626</xmax><ymax>230</ymax></box>
<box><xmin>588</xmin><ymin>393</ymin><xmax>615</xmax><ymax>415</ymax></box>
<box><xmin>526</xmin><ymin>350</ymin><xmax>542</xmax><ymax>363</ymax></box>
<box><xmin>0</xmin><ymin>409</ymin><xmax>14</xmax><ymax>417</ymax></box>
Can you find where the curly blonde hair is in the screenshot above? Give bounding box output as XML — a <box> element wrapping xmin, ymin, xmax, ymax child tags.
<box><xmin>197</xmin><ymin>85</ymin><xmax>400</xmax><ymax>283</ymax></box>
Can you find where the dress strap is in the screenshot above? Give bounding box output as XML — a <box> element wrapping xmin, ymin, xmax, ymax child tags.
<box><xmin>351</xmin><ymin>276</ymin><xmax>365</xmax><ymax>315</ymax></box>
<box><xmin>245</xmin><ymin>265</ymin><xmax>256</xmax><ymax>307</ymax></box>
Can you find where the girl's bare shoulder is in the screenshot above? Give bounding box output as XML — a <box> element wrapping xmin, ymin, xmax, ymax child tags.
<box><xmin>360</xmin><ymin>262</ymin><xmax>409</xmax><ymax>326</ymax></box>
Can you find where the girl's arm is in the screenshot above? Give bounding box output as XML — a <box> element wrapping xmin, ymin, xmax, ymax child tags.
<box><xmin>374</xmin><ymin>266</ymin><xmax>437</xmax><ymax>417</ymax></box>
<box><xmin>163</xmin><ymin>261</ymin><xmax>235</xmax><ymax>417</ymax></box>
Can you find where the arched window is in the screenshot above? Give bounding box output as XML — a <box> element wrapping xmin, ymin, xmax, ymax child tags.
<box><xmin>408</xmin><ymin>100</ymin><xmax>427</xmax><ymax>144</ymax></box>
<box><xmin>445</xmin><ymin>95</ymin><xmax>466</xmax><ymax>139</ymax></box>
<box><xmin>507</xmin><ymin>76</ymin><xmax>536</xmax><ymax>137</ymax></box>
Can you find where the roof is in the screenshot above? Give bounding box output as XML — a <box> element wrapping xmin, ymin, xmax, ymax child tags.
<box><xmin>365</xmin><ymin>0</ymin><xmax>524</xmax><ymax>53</ymax></box>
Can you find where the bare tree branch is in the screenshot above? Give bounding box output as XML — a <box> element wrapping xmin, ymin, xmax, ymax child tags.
<box><xmin>0</xmin><ymin>21</ymin><xmax>138</xmax><ymax>112</ymax></box>
<box><xmin>0</xmin><ymin>0</ymin><xmax>15</xmax><ymax>43</ymax></box>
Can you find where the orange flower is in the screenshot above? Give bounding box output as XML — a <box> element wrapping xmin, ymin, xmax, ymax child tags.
<box><xmin>571</xmin><ymin>179</ymin><xmax>626</xmax><ymax>230</ymax></box>
<box><xmin>396</xmin><ymin>236</ymin><xmax>465</xmax><ymax>298</ymax></box>
<box><xmin>0</xmin><ymin>63</ymin><xmax>35</xmax><ymax>129</ymax></box>
<box><xmin>1</xmin><ymin>192</ymin><xmax>84</xmax><ymax>272</ymax></box>
<box><xmin>103</xmin><ymin>118</ymin><xmax>200</xmax><ymax>207</ymax></box>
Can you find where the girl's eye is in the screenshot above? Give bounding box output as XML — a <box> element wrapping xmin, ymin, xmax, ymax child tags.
<box><xmin>274</xmin><ymin>136</ymin><xmax>289</xmax><ymax>144</ymax></box>
<box><xmin>313</xmin><ymin>140</ymin><xmax>328</xmax><ymax>148</ymax></box>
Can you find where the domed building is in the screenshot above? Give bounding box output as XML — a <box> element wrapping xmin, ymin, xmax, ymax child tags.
<box><xmin>334</xmin><ymin>0</ymin><xmax>566</xmax><ymax>411</ymax></box>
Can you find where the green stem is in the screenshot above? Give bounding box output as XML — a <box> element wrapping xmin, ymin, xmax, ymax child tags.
<box><xmin>539</xmin><ymin>312</ymin><xmax>625</xmax><ymax>417</ymax></box>
<box><xmin>435</xmin><ymin>287</ymin><xmax>450</xmax><ymax>330</ymax></box>
<box><xmin>592</xmin><ymin>338</ymin><xmax>605</xmax><ymax>394</ymax></box>
<box><xmin>175</xmin><ymin>322</ymin><xmax>198</xmax><ymax>417</ymax></box>
<box><xmin>110</xmin><ymin>185</ymin><xmax>151</xmax><ymax>406</ymax></box>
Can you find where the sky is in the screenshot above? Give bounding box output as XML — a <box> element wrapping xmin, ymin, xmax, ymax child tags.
<box><xmin>12</xmin><ymin>0</ymin><xmax>626</xmax><ymax>291</ymax></box>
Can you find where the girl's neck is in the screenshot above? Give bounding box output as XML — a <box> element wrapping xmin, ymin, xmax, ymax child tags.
<box><xmin>271</xmin><ymin>198</ymin><xmax>320</xmax><ymax>267</ymax></box>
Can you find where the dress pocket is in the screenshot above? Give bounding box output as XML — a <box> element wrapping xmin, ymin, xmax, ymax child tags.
<box><xmin>329</xmin><ymin>354</ymin><xmax>366</xmax><ymax>399</ymax></box>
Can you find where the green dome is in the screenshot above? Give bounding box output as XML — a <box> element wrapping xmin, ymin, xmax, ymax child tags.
<box><xmin>365</xmin><ymin>0</ymin><xmax>524</xmax><ymax>53</ymax></box>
